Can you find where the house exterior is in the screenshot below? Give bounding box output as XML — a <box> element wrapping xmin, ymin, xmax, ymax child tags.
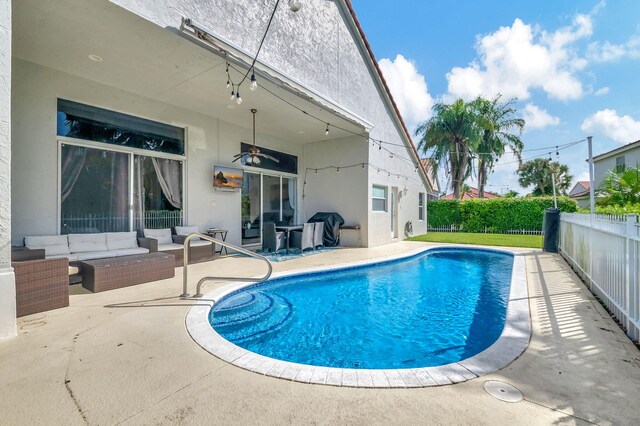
<box><xmin>0</xmin><ymin>0</ymin><xmax>434</xmax><ymax>338</ymax></box>
<box><xmin>593</xmin><ymin>139</ymin><xmax>640</xmax><ymax>188</ymax></box>
<box><xmin>568</xmin><ymin>181</ymin><xmax>591</xmax><ymax>209</ymax></box>
<box><xmin>442</xmin><ymin>188</ymin><xmax>501</xmax><ymax>200</ymax></box>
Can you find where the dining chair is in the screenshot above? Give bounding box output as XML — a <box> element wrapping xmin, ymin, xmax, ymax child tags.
<box><xmin>291</xmin><ymin>223</ymin><xmax>315</xmax><ymax>253</ymax></box>
<box><xmin>263</xmin><ymin>222</ymin><xmax>286</xmax><ymax>252</ymax></box>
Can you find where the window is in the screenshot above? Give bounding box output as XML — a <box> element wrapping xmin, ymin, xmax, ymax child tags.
<box><xmin>57</xmin><ymin>99</ymin><xmax>185</xmax><ymax>155</ymax></box>
<box><xmin>418</xmin><ymin>192</ymin><xmax>425</xmax><ymax>221</ymax></box>
<box><xmin>372</xmin><ymin>185</ymin><xmax>387</xmax><ymax>212</ymax></box>
<box><xmin>616</xmin><ymin>156</ymin><xmax>626</xmax><ymax>173</ymax></box>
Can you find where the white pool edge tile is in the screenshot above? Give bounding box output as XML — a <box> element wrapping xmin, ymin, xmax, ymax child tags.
<box><xmin>185</xmin><ymin>245</ymin><xmax>531</xmax><ymax>388</ymax></box>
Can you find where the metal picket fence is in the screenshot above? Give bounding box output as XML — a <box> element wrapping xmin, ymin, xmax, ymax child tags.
<box><xmin>559</xmin><ymin>213</ymin><xmax>640</xmax><ymax>340</ymax></box>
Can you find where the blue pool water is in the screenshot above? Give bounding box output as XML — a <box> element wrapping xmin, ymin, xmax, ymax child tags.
<box><xmin>209</xmin><ymin>248</ymin><xmax>513</xmax><ymax>369</ymax></box>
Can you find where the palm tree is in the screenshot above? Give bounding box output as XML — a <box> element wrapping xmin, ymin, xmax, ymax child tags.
<box><xmin>472</xmin><ymin>96</ymin><xmax>525</xmax><ymax>198</ymax></box>
<box><xmin>597</xmin><ymin>166</ymin><xmax>640</xmax><ymax>205</ymax></box>
<box><xmin>414</xmin><ymin>99</ymin><xmax>482</xmax><ymax>199</ymax></box>
<box><xmin>517</xmin><ymin>158</ymin><xmax>573</xmax><ymax>196</ymax></box>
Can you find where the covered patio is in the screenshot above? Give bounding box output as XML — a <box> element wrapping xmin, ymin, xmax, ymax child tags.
<box><xmin>11</xmin><ymin>0</ymin><xmax>374</xmax><ymax>251</ymax></box>
<box><xmin>0</xmin><ymin>242</ymin><xmax>638</xmax><ymax>424</ymax></box>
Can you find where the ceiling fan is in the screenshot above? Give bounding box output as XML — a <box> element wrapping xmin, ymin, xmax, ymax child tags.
<box><xmin>232</xmin><ymin>109</ymin><xmax>279</xmax><ymax>166</ymax></box>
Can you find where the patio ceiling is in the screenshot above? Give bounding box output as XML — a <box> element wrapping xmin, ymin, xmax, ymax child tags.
<box><xmin>12</xmin><ymin>0</ymin><xmax>365</xmax><ymax>144</ymax></box>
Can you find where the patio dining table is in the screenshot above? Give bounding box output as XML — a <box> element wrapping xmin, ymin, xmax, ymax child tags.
<box><xmin>275</xmin><ymin>224</ymin><xmax>303</xmax><ymax>255</ymax></box>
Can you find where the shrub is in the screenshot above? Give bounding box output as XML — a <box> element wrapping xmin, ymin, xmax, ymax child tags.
<box><xmin>577</xmin><ymin>203</ymin><xmax>640</xmax><ymax>215</ymax></box>
<box><xmin>427</xmin><ymin>197</ymin><xmax>577</xmax><ymax>232</ymax></box>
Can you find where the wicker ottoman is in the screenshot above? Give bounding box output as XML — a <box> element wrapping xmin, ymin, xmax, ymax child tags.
<box><xmin>80</xmin><ymin>253</ymin><xmax>175</xmax><ymax>293</ymax></box>
<box><xmin>12</xmin><ymin>258</ymin><xmax>70</xmax><ymax>317</ymax></box>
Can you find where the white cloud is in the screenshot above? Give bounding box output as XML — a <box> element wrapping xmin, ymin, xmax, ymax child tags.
<box><xmin>594</xmin><ymin>86</ymin><xmax>609</xmax><ymax>95</ymax></box>
<box><xmin>446</xmin><ymin>14</ymin><xmax>592</xmax><ymax>102</ymax></box>
<box><xmin>521</xmin><ymin>103</ymin><xmax>560</xmax><ymax>131</ymax></box>
<box><xmin>378</xmin><ymin>54</ymin><xmax>434</xmax><ymax>130</ymax></box>
<box><xmin>581</xmin><ymin>109</ymin><xmax>640</xmax><ymax>144</ymax></box>
<box><xmin>587</xmin><ymin>35</ymin><xmax>640</xmax><ymax>62</ymax></box>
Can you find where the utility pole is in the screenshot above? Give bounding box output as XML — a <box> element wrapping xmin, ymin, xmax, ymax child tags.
<box><xmin>588</xmin><ymin>136</ymin><xmax>595</xmax><ymax>216</ymax></box>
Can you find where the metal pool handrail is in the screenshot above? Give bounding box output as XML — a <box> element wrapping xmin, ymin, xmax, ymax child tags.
<box><xmin>181</xmin><ymin>233</ymin><xmax>273</xmax><ymax>298</ymax></box>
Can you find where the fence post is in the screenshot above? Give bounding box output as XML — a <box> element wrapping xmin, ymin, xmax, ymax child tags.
<box><xmin>626</xmin><ymin>214</ymin><xmax>637</xmax><ymax>337</ymax></box>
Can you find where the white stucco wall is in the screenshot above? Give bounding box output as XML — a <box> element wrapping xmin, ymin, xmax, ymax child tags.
<box><xmin>303</xmin><ymin>135</ymin><xmax>369</xmax><ymax>245</ymax></box>
<box><xmin>109</xmin><ymin>0</ymin><xmax>431</xmax><ymax>245</ymax></box>
<box><xmin>0</xmin><ymin>0</ymin><xmax>16</xmax><ymax>340</ymax></box>
<box><xmin>11</xmin><ymin>59</ymin><xmax>305</xmax><ymax>247</ymax></box>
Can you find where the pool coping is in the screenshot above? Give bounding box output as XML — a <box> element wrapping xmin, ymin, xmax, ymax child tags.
<box><xmin>185</xmin><ymin>245</ymin><xmax>531</xmax><ymax>388</ymax></box>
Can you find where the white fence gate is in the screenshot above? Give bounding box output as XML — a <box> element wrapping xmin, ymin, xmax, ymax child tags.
<box><xmin>559</xmin><ymin>213</ymin><xmax>640</xmax><ymax>340</ymax></box>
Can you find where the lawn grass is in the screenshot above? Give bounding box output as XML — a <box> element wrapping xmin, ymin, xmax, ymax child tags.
<box><xmin>408</xmin><ymin>232</ymin><xmax>542</xmax><ymax>249</ymax></box>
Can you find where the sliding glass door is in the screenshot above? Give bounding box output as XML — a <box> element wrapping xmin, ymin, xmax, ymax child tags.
<box><xmin>60</xmin><ymin>143</ymin><xmax>184</xmax><ymax>234</ymax></box>
<box><xmin>241</xmin><ymin>172</ymin><xmax>297</xmax><ymax>246</ymax></box>
<box><xmin>61</xmin><ymin>145</ymin><xmax>130</xmax><ymax>233</ymax></box>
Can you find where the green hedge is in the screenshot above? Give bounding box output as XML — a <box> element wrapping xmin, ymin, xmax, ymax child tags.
<box><xmin>428</xmin><ymin>197</ymin><xmax>578</xmax><ymax>232</ymax></box>
<box><xmin>577</xmin><ymin>203</ymin><xmax>640</xmax><ymax>215</ymax></box>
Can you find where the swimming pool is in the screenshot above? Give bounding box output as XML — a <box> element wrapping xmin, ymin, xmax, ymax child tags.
<box><xmin>187</xmin><ymin>246</ymin><xmax>531</xmax><ymax>387</ymax></box>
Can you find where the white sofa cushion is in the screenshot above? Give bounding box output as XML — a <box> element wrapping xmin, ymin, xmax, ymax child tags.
<box><xmin>68</xmin><ymin>233</ymin><xmax>108</xmax><ymax>254</ymax></box>
<box><xmin>190</xmin><ymin>240</ymin><xmax>213</xmax><ymax>247</ymax></box>
<box><xmin>175</xmin><ymin>225</ymin><xmax>200</xmax><ymax>240</ymax></box>
<box><xmin>115</xmin><ymin>247</ymin><xmax>149</xmax><ymax>257</ymax></box>
<box><xmin>106</xmin><ymin>232</ymin><xmax>138</xmax><ymax>250</ymax></box>
<box><xmin>76</xmin><ymin>251</ymin><xmax>115</xmax><ymax>261</ymax></box>
<box><xmin>24</xmin><ymin>235</ymin><xmax>70</xmax><ymax>256</ymax></box>
<box><xmin>144</xmin><ymin>228</ymin><xmax>173</xmax><ymax>245</ymax></box>
<box><xmin>158</xmin><ymin>243</ymin><xmax>184</xmax><ymax>252</ymax></box>
<box><xmin>48</xmin><ymin>253</ymin><xmax>79</xmax><ymax>262</ymax></box>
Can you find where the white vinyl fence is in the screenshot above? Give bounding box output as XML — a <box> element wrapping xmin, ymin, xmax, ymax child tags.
<box><xmin>427</xmin><ymin>225</ymin><xmax>543</xmax><ymax>235</ymax></box>
<box><xmin>559</xmin><ymin>213</ymin><xmax>640</xmax><ymax>340</ymax></box>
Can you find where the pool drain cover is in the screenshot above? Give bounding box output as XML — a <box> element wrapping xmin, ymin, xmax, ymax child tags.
<box><xmin>483</xmin><ymin>380</ymin><xmax>523</xmax><ymax>403</ymax></box>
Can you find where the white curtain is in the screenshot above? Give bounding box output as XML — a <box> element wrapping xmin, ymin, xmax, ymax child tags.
<box><xmin>60</xmin><ymin>146</ymin><xmax>86</xmax><ymax>203</ymax></box>
<box><xmin>133</xmin><ymin>156</ymin><xmax>145</xmax><ymax>231</ymax></box>
<box><xmin>151</xmin><ymin>157</ymin><xmax>183</xmax><ymax>209</ymax></box>
<box><xmin>287</xmin><ymin>178</ymin><xmax>297</xmax><ymax>210</ymax></box>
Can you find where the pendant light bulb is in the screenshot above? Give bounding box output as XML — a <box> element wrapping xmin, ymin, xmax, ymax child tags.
<box><xmin>226</xmin><ymin>79</ymin><xmax>230</xmax><ymax>89</ymax></box>
<box><xmin>230</xmin><ymin>89</ymin><xmax>235</xmax><ymax>100</ymax></box>
<box><xmin>336</xmin><ymin>167</ymin><xmax>340</xmax><ymax>174</ymax></box>
<box><xmin>325</xmin><ymin>123</ymin><xmax>330</xmax><ymax>136</ymax></box>
<box><xmin>236</xmin><ymin>90</ymin><xmax>242</xmax><ymax>105</ymax></box>
<box><xmin>250</xmin><ymin>72</ymin><xmax>258</xmax><ymax>91</ymax></box>
<box><xmin>288</xmin><ymin>0</ymin><xmax>302</xmax><ymax>12</ymax></box>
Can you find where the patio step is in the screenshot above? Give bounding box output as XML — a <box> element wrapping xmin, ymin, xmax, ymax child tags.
<box><xmin>211</xmin><ymin>292</ymin><xmax>260</xmax><ymax>318</ymax></box>
<box><xmin>212</xmin><ymin>293</ymin><xmax>294</xmax><ymax>344</ymax></box>
<box><xmin>209</xmin><ymin>291</ymin><xmax>274</xmax><ymax>327</ymax></box>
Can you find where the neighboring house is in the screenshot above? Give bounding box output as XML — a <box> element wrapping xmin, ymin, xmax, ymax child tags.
<box><xmin>441</xmin><ymin>188</ymin><xmax>501</xmax><ymax>200</ymax></box>
<box><xmin>593</xmin><ymin>139</ymin><xmax>640</xmax><ymax>188</ymax></box>
<box><xmin>0</xmin><ymin>1</ymin><xmax>434</xmax><ymax>336</ymax></box>
<box><xmin>569</xmin><ymin>181</ymin><xmax>591</xmax><ymax>209</ymax></box>
<box><xmin>420</xmin><ymin>158</ymin><xmax>441</xmax><ymax>199</ymax></box>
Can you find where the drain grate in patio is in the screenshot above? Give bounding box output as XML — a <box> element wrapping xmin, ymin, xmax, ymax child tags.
<box><xmin>483</xmin><ymin>380</ymin><xmax>523</xmax><ymax>403</ymax></box>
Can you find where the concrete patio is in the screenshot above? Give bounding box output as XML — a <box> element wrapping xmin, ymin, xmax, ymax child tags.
<box><xmin>1</xmin><ymin>241</ymin><xmax>639</xmax><ymax>425</ymax></box>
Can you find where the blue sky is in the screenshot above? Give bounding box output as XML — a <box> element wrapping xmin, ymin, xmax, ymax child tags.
<box><xmin>351</xmin><ymin>0</ymin><xmax>640</xmax><ymax>194</ymax></box>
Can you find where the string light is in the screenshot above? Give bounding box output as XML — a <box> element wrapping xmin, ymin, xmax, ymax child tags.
<box><xmin>325</xmin><ymin>123</ymin><xmax>330</xmax><ymax>136</ymax></box>
<box><xmin>250</xmin><ymin>71</ymin><xmax>258</xmax><ymax>91</ymax></box>
<box><xmin>236</xmin><ymin>89</ymin><xmax>242</xmax><ymax>105</ymax></box>
<box><xmin>336</xmin><ymin>167</ymin><xmax>340</xmax><ymax>174</ymax></box>
<box><xmin>230</xmin><ymin>88</ymin><xmax>235</xmax><ymax>100</ymax></box>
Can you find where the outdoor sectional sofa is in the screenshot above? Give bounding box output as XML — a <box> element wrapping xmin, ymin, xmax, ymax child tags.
<box><xmin>24</xmin><ymin>232</ymin><xmax>155</xmax><ymax>261</ymax></box>
<box><xmin>143</xmin><ymin>226</ymin><xmax>214</xmax><ymax>267</ymax></box>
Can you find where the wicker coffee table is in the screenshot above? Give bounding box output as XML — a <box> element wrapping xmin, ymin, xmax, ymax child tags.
<box><xmin>80</xmin><ymin>253</ymin><xmax>175</xmax><ymax>293</ymax></box>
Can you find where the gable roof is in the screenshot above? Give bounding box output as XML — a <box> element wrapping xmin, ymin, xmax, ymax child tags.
<box><xmin>569</xmin><ymin>181</ymin><xmax>591</xmax><ymax>198</ymax></box>
<box><xmin>593</xmin><ymin>139</ymin><xmax>640</xmax><ymax>162</ymax></box>
<box><xmin>442</xmin><ymin>187</ymin><xmax>501</xmax><ymax>200</ymax></box>
<box><xmin>341</xmin><ymin>0</ymin><xmax>433</xmax><ymax>192</ymax></box>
